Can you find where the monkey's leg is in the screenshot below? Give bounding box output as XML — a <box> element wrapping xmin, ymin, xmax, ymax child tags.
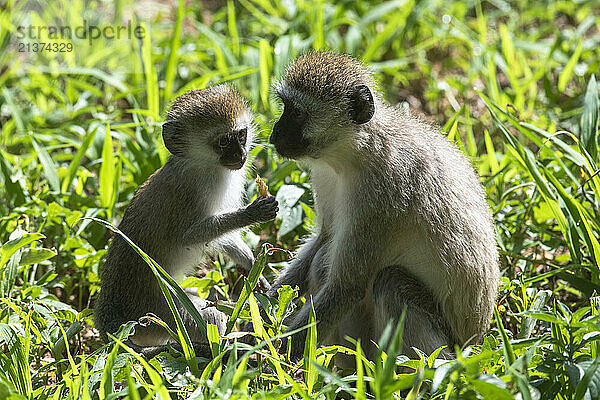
<box><xmin>283</xmin><ymin>230</ymin><xmax>379</xmax><ymax>359</ymax></box>
<box><xmin>333</xmin><ymin>296</ymin><xmax>376</xmax><ymax>369</ymax></box>
<box><xmin>117</xmin><ymin>290</ymin><xmax>221</xmax><ymax>359</ymax></box>
<box><xmin>372</xmin><ymin>266</ymin><xmax>453</xmax><ymax>359</ymax></box>
<box><xmin>284</xmin><ymin>281</ymin><xmax>363</xmax><ymax>359</ymax></box>
<box><xmin>127</xmin><ymin>291</ymin><xmax>227</xmax><ymax>359</ymax></box>
<box><xmin>179</xmin><ymin>289</ymin><xmax>228</xmax><ymax>341</ymax></box>
<box><xmin>215</xmin><ymin>233</ymin><xmax>271</xmax><ymax>291</ymax></box>
<box><xmin>120</xmin><ymin>292</ymin><xmax>224</xmax><ymax>360</ymax></box>
<box><xmin>268</xmin><ymin>233</ymin><xmax>327</xmax><ymax>297</ymax></box>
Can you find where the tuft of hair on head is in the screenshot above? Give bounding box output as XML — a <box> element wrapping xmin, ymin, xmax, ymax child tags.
<box><xmin>166</xmin><ymin>84</ymin><xmax>249</xmax><ymax>127</ymax></box>
<box><xmin>274</xmin><ymin>52</ymin><xmax>378</xmax><ymax>125</ymax></box>
<box><xmin>278</xmin><ymin>51</ymin><xmax>376</xmax><ymax>100</ymax></box>
<box><xmin>162</xmin><ymin>84</ymin><xmax>253</xmax><ymax>159</ymax></box>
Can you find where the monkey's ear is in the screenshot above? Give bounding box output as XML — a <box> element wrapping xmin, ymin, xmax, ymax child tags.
<box><xmin>349</xmin><ymin>84</ymin><xmax>375</xmax><ymax>124</ymax></box>
<box><xmin>162</xmin><ymin>120</ymin><xmax>184</xmax><ymax>156</ymax></box>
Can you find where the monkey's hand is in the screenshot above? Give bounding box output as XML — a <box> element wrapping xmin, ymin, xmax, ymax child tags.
<box><xmin>245</xmin><ymin>196</ymin><xmax>278</xmax><ymax>224</ymax></box>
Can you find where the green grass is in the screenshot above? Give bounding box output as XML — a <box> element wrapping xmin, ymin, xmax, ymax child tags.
<box><xmin>1</xmin><ymin>0</ymin><xmax>600</xmax><ymax>398</ymax></box>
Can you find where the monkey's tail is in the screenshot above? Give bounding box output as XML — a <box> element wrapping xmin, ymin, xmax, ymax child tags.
<box><xmin>121</xmin><ymin>340</ymin><xmax>259</xmax><ymax>367</ymax></box>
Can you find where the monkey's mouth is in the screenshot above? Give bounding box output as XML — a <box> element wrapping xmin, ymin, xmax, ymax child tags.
<box><xmin>222</xmin><ymin>160</ymin><xmax>246</xmax><ymax>170</ymax></box>
<box><xmin>273</xmin><ymin>143</ymin><xmax>307</xmax><ymax>159</ymax></box>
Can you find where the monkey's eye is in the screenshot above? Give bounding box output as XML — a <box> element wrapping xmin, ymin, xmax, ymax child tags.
<box><xmin>218</xmin><ymin>135</ymin><xmax>233</xmax><ymax>148</ymax></box>
<box><xmin>286</xmin><ymin>104</ymin><xmax>306</xmax><ymax>123</ymax></box>
<box><xmin>236</xmin><ymin>127</ymin><xmax>247</xmax><ymax>146</ymax></box>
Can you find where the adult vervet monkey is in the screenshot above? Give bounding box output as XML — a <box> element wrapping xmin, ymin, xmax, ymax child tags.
<box><xmin>267</xmin><ymin>52</ymin><xmax>499</xmax><ymax>360</ymax></box>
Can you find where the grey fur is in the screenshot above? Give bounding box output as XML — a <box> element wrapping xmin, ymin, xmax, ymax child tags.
<box><xmin>268</xmin><ymin>52</ymin><xmax>499</xmax><ymax>363</ymax></box>
<box><xmin>95</xmin><ymin>85</ymin><xmax>278</xmax><ymax>352</ymax></box>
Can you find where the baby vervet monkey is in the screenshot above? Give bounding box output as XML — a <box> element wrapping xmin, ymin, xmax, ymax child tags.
<box><xmin>268</xmin><ymin>52</ymin><xmax>499</xmax><ymax>361</ymax></box>
<box><xmin>95</xmin><ymin>85</ymin><xmax>278</xmax><ymax>355</ymax></box>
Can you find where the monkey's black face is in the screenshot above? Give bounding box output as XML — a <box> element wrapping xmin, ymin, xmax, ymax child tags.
<box><xmin>269</xmin><ymin>101</ymin><xmax>310</xmax><ymax>158</ymax></box>
<box><xmin>270</xmin><ymin>84</ymin><xmax>375</xmax><ymax>160</ymax></box>
<box><xmin>214</xmin><ymin>127</ymin><xmax>248</xmax><ymax>170</ymax></box>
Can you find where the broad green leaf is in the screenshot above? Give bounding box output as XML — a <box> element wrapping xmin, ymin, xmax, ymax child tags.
<box><xmin>275</xmin><ymin>184</ymin><xmax>305</xmax><ymax>237</ymax></box>
<box><xmin>19</xmin><ymin>248</ymin><xmax>56</xmax><ymax>266</ymax></box>
<box><xmin>274</xmin><ymin>285</ymin><xmax>298</xmax><ymax>327</ymax></box>
<box><xmin>207</xmin><ymin>323</ymin><xmax>220</xmax><ymax>359</ymax></box>
<box><xmin>516</xmin><ymin>311</ymin><xmax>568</xmax><ymax>326</ymax></box>
<box><xmin>471</xmin><ymin>379</ymin><xmax>513</xmax><ymax>400</ymax></box>
<box><xmin>575</xmin><ymin>358</ymin><xmax>600</xmax><ymax>400</ymax></box>
<box><xmin>0</xmin><ymin>232</ymin><xmax>44</xmax><ymax>269</ymax></box>
<box><xmin>519</xmin><ymin>290</ymin><xmax>552</xmax><ymax>339</ymax></box>
<box><xmin>0</xmin><ymin>152</ymin><xmax>26</xmax><ymax>206</ymax></box>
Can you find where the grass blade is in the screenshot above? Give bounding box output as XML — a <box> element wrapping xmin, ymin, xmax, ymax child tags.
<box><xmin>227</xmin><ymin>0</ymin><xmax>240</xmax><ymax>56</ymax></box>
<box><xmin>558</xmin><ymin>40</ymin><xmax>582</xmax><ymax>92</ymax></box>
<box><xmin>99</xmin><ymin>125</ymin><xmax>115</xmax><ymax>211</ymax></box>
<box><xmin>545</xmin><ymin>170</ymin><xmax>600</xmax><ymax>280</ymax></box>
<box><xmin>141</xmin><ymin>22</ymin><xmax>159</xmax><ymax>120</ymax></box>
<box><xmin>355</xmin><ymin>340</ymin><xmax>366</xmax><ymax>400</ymax></box>
<box><xmin>62</xmin><ymin>126</ymin><xmax>97</xmax><ymax>192</ymax></box>
<box><xmin>0</xmin><ymin>324</ymin><xmax>32</xmax><ymax>398</ymax></box>
<box><xmin>259</xmin><ymin>39</ymin><xmax>272</xmax><ymax>110</ymax></box>
<box><xmin>494</xmin><ymin>305</ymin><xmax>515</xmax><ymax>365</ymax></box>
<box><xmin>225</xmin><ymin>245</ymin><xmax>268</xmax><ymax>334</ymax></box>
<box><xmin>363</xmin><ymin>1</ymin><xmax>413</xmax><ymax>62</ymax></box>
<box><xmin>304</xmin><ymin>300</ymin><xmax>317</xmax><ymax>394</ymax></box>
<box><xmin>519</xmin><ymin>290</ymin><xmax>551</xmax><ymax>339</ymax></box>
<box><xmin>30</xmin><ymin>137</ymin><xmax>60</xmax><ymax>193</ymax></box>
<box><xmin>164</xmin><ymin>0</ymin><xmax>184</xmax><ymax>102</ymax></box>
<box><xmin>580</xmin><ymin>74</ymin><xmax>599</xmax><ymax>161</ymax></box>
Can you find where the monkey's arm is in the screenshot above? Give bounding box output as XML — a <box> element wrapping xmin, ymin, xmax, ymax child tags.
<box><xmin>182</xmin><ymin>196</ymin><xmax>278</xmax><ymax>245</ymax></box>
<box><xmin>267</xmin><ymin>233</ymin><xmax>327</xmax><ymax>297</ymax></box>
<box><xmin>213</xmin><ymin>233</ymin><xmax>254</xmax><ymax>271</ymax></box>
